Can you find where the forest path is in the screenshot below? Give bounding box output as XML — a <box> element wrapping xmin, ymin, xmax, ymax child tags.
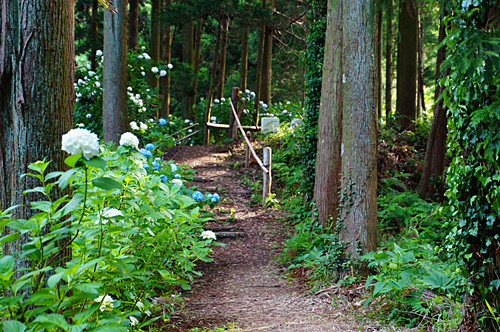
<box><xmin>161</xmin><ymin>144</ymin><xmax>402</xmax><ymax>332</ymax></box>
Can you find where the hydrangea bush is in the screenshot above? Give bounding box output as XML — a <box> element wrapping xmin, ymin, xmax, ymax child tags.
<box><xmin>0</xmin><ymin>130</ymin><xmax>221</xmax><ymax>331</ymax></box>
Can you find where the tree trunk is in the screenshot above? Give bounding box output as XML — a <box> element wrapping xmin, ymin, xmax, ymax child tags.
<box><xmin>203</xmin><ymin>19</ymin><xmax>222</xmax><ymax>145</ymax></box>
<box><xmin>376</xmin><ymin>6</ymin><xmax>382</xmax><ymax>121</ymax></box>
<box><xmin>239</xmin><ymin>25</ymin><xmax>250</xmax><ymax>92</ymax></box>
<box><xmin>90</xmin><ymin>0</ymin><xmax>100</xmax><ymax>71</ymax></box>
<box><xmin>385</xmin><ymin>0</ymin><xmax>393</xmax><ymax>123</ymax></box>
<box><xmin>314</xmin><ymin>0</ymin><xmax>343</xmax><ymax>227</ymax></box>
<box><xmin>217</xmin><ymin>15</ymin><xmax>229</xmax><ymax>100</ymax></box>
<box><xmin>253</xmin><ymin>0</ymin><xmax>267</xmax><ymax>121</ymax></box>
<box><xmin>149</xmin><ymin>0</ymin><xmax>162</xmax><ymax>89</ymax></box>
<box><xmin>417</xmin><ymin>8</ymin><xmax>447</xmax><ymax>201</ymax></box>
<box><xmin>181</xmin><ymin>20</ymin><xmax>194</xmax><ymax>119</ymax></box>
<box><xmin>259</xmin><ymin>24</ymin><xmax>273</xmax><ymax>104</ymax></box>
<box><xmin>128</xmin><ymin>0</ymin><xmax>139</xmax><ymax>51</ymax></box>
<box><xmin>417</xmin><ymin>13</ymin><xmax>425</xmax><ymax>118</ymax></box>
<box><xmin>396</xmin><ymin>0</ymin><xmax>418</xmax><ymax>131</ymax></box>
<box><xmin>339</xmin><ymin>0</ymin><xmax>377</xmax><ymax>273</ymax></box>
<box><xmin>0</xmin><ymin>0</ymin><xmax>74</xmax><ymax>270</ymax></box>
<box><xmin>159</xmin><ymin>0</ymin><xmax>172</xmax><ymax>118</ymax></box>
<box><xmin>103</xmin><ymin>0</ymin><xmax>129</xmax><ymax>145</ymax></box>
<box><xmin>190</xmin><ymin>18</ymin><xmax>203</xmax><ymax>120</ymax></box>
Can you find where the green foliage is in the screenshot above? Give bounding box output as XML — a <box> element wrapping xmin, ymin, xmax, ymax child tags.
<box><xmin>442</xmin><ymin>1</ymin><xmax>500</xmax><ymax>328</ymax></box>
<box><xmin>0</xmin><ymin>143</ymin><xmax>221</xmax><ymax>330</ymax></box>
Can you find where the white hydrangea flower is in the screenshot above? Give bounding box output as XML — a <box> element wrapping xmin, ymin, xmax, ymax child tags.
<box><xmin>149</xmin><ymin>118</ymin><xmax>154</xmax><ymax>122</ymax></box>
<box><xmin>141</xmin><ymin>71</ymin><xmax>145</xmax><ymax>76</ymax></box>
<box><xmin>86</xmin><ymin>64</ymin><xmax>91</xmax><ymax>69</ymax></box>
<box><xmin>143</xmin><ymin>53</ymin><xmax>151</xmax><ymax>60</ymax></box>
<box><xmin>89</xmin><ymin>71</ymin><xmax>95</xmax><ymax>77</ymax></box>
<box><xmin>213</xmin><ymin>99</ymin><xmax>220</xmax><ymax>104</ymax></box>
<box><xmin>140</xmin><ymin>122</ymin><xmax>148</xmax><ymax>130</ymax></box>
<box><xmin>95</xmin><ymin>294</ymin><xmax>114</xmax><ymax>312</ymax></box>
<box><xmin>130</xmin><ymin>121</ymin><xmax>140</xmax><ymax>131</ymax></box>
<box><xmin>103</xmin><ymin>208</ymin><xmax>123</xmax><ymax>218</ymax></box>
<box><xmin>160</xmin><ymin>69</ymin><xmax>167</xmax><ymax>77</ymax></box>
<box><xmin>286</xmin><ymin>101</ymin><xmax>291</xmax><ymax>105</ymax></box>
<box><xmin>138</xmin><ymin>55</ymin><xmax>144</xmax><ymax>59</ymax></box>
<box><xmin>141</xmin><ymin>107</ymin><xmax>147</xmax><ymax>112</ymax></box>
<box><xmin>142</xmin><ymin>46</ymin><xmax>146</xmax><ymax>50</ymax></box>
<box><xmin>221</xmin><ymin>97</ymin><xmax>225</xmax><ymax>102</ymax></box>
<box><xmin>78</xmin><ymin>79</ymin><xmax>84</xmax><ymax>85</ymax></box>
<box><xmin>167</xmin><ymin>63</ymin><xmax>173</xmax><ymax>69</ymax></box>
<box><xmin>171</xmin><ymin>179</ymin><xmax>183</xmax><ymax>186</ymax></box>
<box><xmin>86</xmin><ymin>113</ymin><xmax>91</xmax><ymax>118</ymax></box>
<box><xmin>120</xmin><ymin>132</ymin><xmax>139</xmax><ymax>149</ymax></box>
<box><xmin>243</xmin><ymin>109</ymin><xmax>249</xmax><ymax>114</ymax></box>
<box><xmin>95</xmin><ymin>81</ymin><xmax>101</xmax><ymax>88</ymax></box>
<box><xmin>245</xmin><ymin>89</ymin><xmax>250</xmax><ymax>94</ymax></box>
<box><xmin>78</xmin><ymin>123</ymin><xmax>84</xmax><ymax>128</ymax></box>
<box><xmin>188</xmin><ymin>129</ymin><xmax>193</xmax><ymax>133</ymax></box>
<box><xmin>127</xmin><ymin>86</ymin><xmax>133</xmax><ymax>91</ymax></box>
<box><xmin>169</xmin><ymin>121</ymin><xmax>174</xmax><ymax>125</ymax></box>
<box><xmin>250</xmin><ymin>91</ymin><xmax>256</xmax><ymax>97</ymax></box>
<box><xmin>96</xmin><ymin>50</ymin><xmax>103</xmax><ymax>56</ymax></box>
<box><xmin>61</xmin><ymin>128</ymin><xmax>99</xmax><ymax>160</ymax></box>
<box><xmin>210</xmin><ymin>116</ymin><xmax>217</xmax><ymax>122</ymax></box>
<box><xmin>130</xmin><ymin>316</ymin><xmax>139</xmax><ymax>326</ymax></box>
<box><xmin>151</xmin><ymin>66</ymin><xmax>159</xmax><ymax>73</ymax></box>
<box><xmin>201</xmin><ymin>230</ymin><xmax>216</xmax><ymax>240</ymax></box>
<box><xmin>184</xmin><ymin>119</ymin><xmax>190</xmax><ymax>123</ymax></box>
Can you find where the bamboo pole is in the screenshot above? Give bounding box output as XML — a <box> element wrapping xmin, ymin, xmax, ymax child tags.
<box><xmin>262</xmin><ymin>147</ymin><xmax>272</xmax><ymax>207</ymax></box>
<box><xmin>245</xmin><ymin>131</ymin><xmax>251</xmax><ymax>168</ymax></box>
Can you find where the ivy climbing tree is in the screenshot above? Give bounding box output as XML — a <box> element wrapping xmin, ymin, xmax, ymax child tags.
<box><xmin>300</xmin><ymin>0</ymin><xmax>327</xmax><ymax>203</ymax></box>
<box><xmin>443</xmin><ymin>1</ymin><xmax>500</xmax><ymax>330</ymax></box>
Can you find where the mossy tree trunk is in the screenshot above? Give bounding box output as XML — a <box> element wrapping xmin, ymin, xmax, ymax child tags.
<box><xmin>385</xmin><ymin>0</ymin><xmax>393</xmax><ymax>123</ymax></box>
<box><xmin>239</xmin><ymin>25</ymin><xmax>250</xmax><ymax>92</ymax></box>
<box><xmin>190</xmin><ymin>18</ymin><xmax>203</xmax><ymax>120</ymax></box>
<box><xmin>253</xmin><ymin>4</ymin><xmax>266</xmax><ymax>123</ymax></box>
<box><xmin>103</xmin><ymin>0</ymin><xmax>129</xmax><ymax>145</ymax></box>
<box><xmin>90</xmin><ymin>0</ymin><xmax>100</xmax><ymax>71</ymax></box>
<box><xmin>149</xmin><ymin>0</ymin><xmax>162</xmax><ymax>89</ymax></box>
<box><xmin>396</xmin><ymin>0</ymin><xmax>418</xmax><ymax>131</ymax></box>
<box><xmin>259</xmin><ymin>24</ymin><xmax>273</xmax><ymax>104</ymax></box>
<box><xmin>128</xmin><ymin>0</ymin><xmax>139</xmax><ymax>51</ymax></box>
<box><xmin>182</xmin><ymin>20</ymin><xmax>194</xmax><ymax>119</ymax></box>
<box><xmin>0</xmin><ymin>0</ymin><xmax>74</xmax><ymax>269</ymax></box>
<box><xmin>160</xmin><ymin>0</ymin><xmax>172</xmax><ymax>118</ymax></box>
<box><xmin>216</xmin><ymin>15</ymin><xmax>229</xmax><ymax>99</ymax></box>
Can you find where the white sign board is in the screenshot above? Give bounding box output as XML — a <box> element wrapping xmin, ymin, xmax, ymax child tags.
<box><xmin>261</xmin><ymin>117</ymin><xmax>280</xmax><ymax>134</ymax></box>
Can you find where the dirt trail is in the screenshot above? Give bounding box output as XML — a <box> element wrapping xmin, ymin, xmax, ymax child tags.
<box><xmin>161</xmin><ymin>145</ymin><xmax>404</xmax><ymax>332</ymax></box>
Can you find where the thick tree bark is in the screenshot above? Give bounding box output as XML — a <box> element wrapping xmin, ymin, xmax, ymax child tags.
<box><xmin>385</xmin><ymin>0</ymin><xmax>393</xmax><ymax>123</ymax></box>
<box><xmin>339</xmin><ymin>0</ymin><xmax>378</xmax><ymax>273</ymax></box>
<box><xmin>376</xmin><ymin>6</ymin><xmax>382</xmax><ymax>121</ymax></box>
<box><xmin>203</xmin><ymin>20</ymin><xmax>222</xmax><ymax>145</ymax></box>
<box><xmin>149</xmin><ymin>0</ymin><xmax>162</xmax><ymax>88</ymax></box>
<box><xmin>217</xmin><ymin>16</ymin><xmax>229</xmax><ymax>100</ymax></box>
<box><xmin>254</xmin><ymin>0</ymin><xmax>266</xmax><ymax>121</ymax></box>
<box><xmin>396</xmin><ymin>0</ymin><xmax>418</xmax><ymax>131</ymax></box>
<box><xmin>128</xmin><ymin>0</ymin><xmax>139</xmax><ymax>51</ymax></box>
<box><xmin>190</xmin><ymin>18</ymin><xmax>203</xmax><ymax>120</ymax></box>
<box><xmin>159</xmin><ymin>0</ymin><xmax>172</xmax><ymax>118</ymax></box>
<box><xmin>314</xmin><ymin>0</ymin><xmax>343</xmax><ymax>227</ymax></box>
<box><xmin>239</xmin><ymin>25</ymin><xmax>250</xmax><ymax>92</ymax></box>
<box><xmin>181</xmin><ymin>20</ymin><xmax>194</xmax><ymax>119</ymax></box>
<box><xmin>0</xmin><ymin>0</ymin><xmax>74</xmax><ymax>268</ymax></box>
<box><xmin>103</xmin><ymin>0</ymin><xmax>129</xmax><ymax>145</ymax></box>
<box><xmin>417</xmin><ymin>13</ymin><xmax>425</xmax><ymax>118</ymax></box>
<box><xmin>417</xmin><ymin>9</ymin><xmax>447</xmax><ymax>201</ymax></box>
<box><xmin>259</xmin><ymin>25</ymin><xmax>273</xmax><ymax>104</ymax></box>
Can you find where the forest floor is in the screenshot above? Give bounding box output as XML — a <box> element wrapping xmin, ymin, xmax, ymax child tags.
<box><xmin>159</xmin><ymin>143</ymin><xmax>410</xmax><ymax>332</ymax></box>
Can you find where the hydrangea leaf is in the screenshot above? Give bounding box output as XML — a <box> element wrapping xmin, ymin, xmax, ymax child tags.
<box><xmin>64</xmin><ymin>154</ymin><xmax>82</xmax><ymax>168</ymax></box>
<box><xmin>83</xmin><ymin>156</ymin><xmax>107</xmax><ymax>170</ymax></box>
<box><xmin>3</xmin><ymin>320</ymin><xmax>26</xmax><ymax>332</ymax></box>
<box><xmin>92</xmin><ymin>177</ymin><xmax>122</xmax><ymax>190</ymax></box>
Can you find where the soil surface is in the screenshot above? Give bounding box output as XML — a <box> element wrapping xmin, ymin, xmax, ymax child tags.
<box><xmin>160</xmin><ymin>144</ymin><xmax>408</xmax><ymax>332</ymax></box>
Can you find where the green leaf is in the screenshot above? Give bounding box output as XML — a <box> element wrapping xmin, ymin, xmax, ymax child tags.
<box><xmin>0</xmin><ymin>232</ymin><xmax>19</xmax><ymax>244</ymax></box>
<box><xmin>57</xmin><ymin>168</ymin><xmax>79</xmax><ymax>190</ymax></box>
<box><xmin>74</xmin><ymin>282</ymin><xmax>102</xmax><ymax>295</ymax></box>
<box><xmin>83</xmin><ymin>156</ymin><xmax>107</xmax><ymax>170</ymax></box>
<box><xmin>92</xmin><ymin>177</ymin><xmax>122</xmax><ymax>190</ymax></box>
<box><xmin>490</xmin><ymin>279</ymin><xmax>500</xmax><ymax>290</ymax></box>
<box><xmin>47</xmin><ymin>272</ymin><xmax>64</xmax><ymax>289</ymax></box>
<box><xmin>0</xmin><ymin>256</ymin><xmax>15</xmax><ymax>275</ymax></box>
<box><xmin>3</xmin><ymin>320</ymin><xmax>26</xmax><ymax>332</ymax></box>
<box><xmin>65</xmin><ymin>154</ymin><xmax>82</xmax><ymax>168</ymax></box>
<box><xmin>34</xmin><ymin>314</ymin><xmax>70</xmax><ymax>331</ymax></box>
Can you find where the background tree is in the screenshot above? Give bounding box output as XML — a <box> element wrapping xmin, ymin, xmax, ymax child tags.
<box><xmin>385</xmin><ymin>0</ymin><xmax>394</xmax><ymax>122</ymax></box>
<box><xmin>396</xmin><ymin>0</ymin><xmax>418</xmax><ymax>131</ymax></box>
<box><xmin>129</xmin><ymin>0</ymin><xmax>140</xmax><ymax>51</ymax></box>
<box><xmin>103</xmin><ymin>0</ymin><xmax>129</xmax><ymax>144</ymax></box>
<box><xmin>0</xmin><ymin>0</ymin><xmax>74</xmax><ymax>267</ymax></box>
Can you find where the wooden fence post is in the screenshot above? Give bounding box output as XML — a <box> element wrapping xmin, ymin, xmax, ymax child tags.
<box><xmin>228</xmin><ymin>87</ymin><xmax>240</xmax><ymax>139</ymax></box>
<box><xmin>262</xmin><ymin>147</ymin><xmax>272</xmax><ymax>207</ymax></box>
<box><xmin>245</xmin><ymin>131</ymin><xmax>251</xmax><ymax>168</ymax></box>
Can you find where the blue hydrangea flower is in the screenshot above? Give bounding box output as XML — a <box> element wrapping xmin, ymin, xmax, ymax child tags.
<box><xmin>140</xmin><ymin>148</ymin><xmax>152</xmax><ymax>158</ymax></box>
<box><xmin>159</xmin><ymin>175</ymin><xmax>168</xmax><ymax>183</ymax></box>
<box><xmin>170</xmin><ymin>163</ymin><xmax>177</xmax><ymax>172</ymax></box>
<box><xmin>211</xmin><ymin>193</ymin><xmax>220</xmax><ymax>203</ymax></box>
<box><xmin>207</xmin><ymin>194</ymin><xmax>213</xmax><ymax>199</ymax></box>
<box><xmin>159</xmin><ymin>118</ymin><xmax>167</xmax><ymax>125</ymax></box>
<box><xmin>155</xmin><ymin>157</ymin><xmax>161</xmax><ymax>161</ymax></box>
<box><xmin>174</xmin><ymin>173</ymin><xmax>182</xmax><ymax>179</ymax></box>
<box><xmin>145</xmin><ymin>143</ymin><xmax>155</xmax><ymax>150</ymax></box>
<box><xmin>152</xmin><ymin>161</ymin><xmax>160</xmax><ymax>170</ymax></box>
<box><xmin>143</xmin><ymin>163</ymin><xmax>149</xmax><ymax>170</ymax></box>
<box><xmin>192</xmin><ymin>191</ymin><xmax>203</xmax><ymax>201</ymax></box>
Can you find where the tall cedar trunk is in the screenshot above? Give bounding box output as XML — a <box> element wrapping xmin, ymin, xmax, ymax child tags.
<box><xmin>217</xmin><ymin>16</ymin><xmax>229</xmax><ymax>100</ymax></box>
<box><xmin>339</xmin><ymin>0</ymin><xmax>377</xmax><ymax>273</ymax></box>
<box><xmin>103</xmin><ymin>0</ymin><xmax>129</xmax><ymax>145</ymax></box>
<box><xmin>254</xmin><ymin>0</ymin><xmax>266</xmax><ymax>120</ymax></box>
<box><xmin>376</xmin><ymin>7</ymin><xmax>382</xmax><ymax>121</ymax></box>
<box><xmin>417</xmin><ymin>14</ymin><xmax>425</xmax><ymax>117</ymax></box>
<box><xmin>128</xmin><ymin>0</ymin><xmax>139</xmax><ymax>51</ymax></box>
<box><xmin>149</xmin><ymin>0</ymin><xmax>162</xmax><ymax>89</ymax></box>
<box><xmin>385</xmin><ymin>0</ymin><xmax>393</xmax><ymax>123</ymax></box>
<box><xmin>190</xmin><ymin>18</ymin><xmax>203</xmax><ymax>120</ymax></box>
<box><xmin>203</xmin><ymin>20</ymin><xmax>222</xmax><ymax>145</ymax></box>
<box><xmin>396</xmin><ymin>0</ymin><xmax>418</xmax><ymax>131</ymax></box>
<box><xmin>0</xmin><ymin>0</ymin><xmax>74</xmax><ymax>269</ymax></box>
<box><xmin>314</xmin><ymin>0</ymin><xmax>343</xmax><ymax>227</ymax></box>
<box><xmin>181</xmin><ymin>21</ymin><xmax>194</xmax><ymax>119</ymax></box>
<box><xmin>90</xmin><ymin>0</ymin><xmax>99</xmax><ymax>71</ymax></box>
<box><xmin>239</xmin><ymin>25</ymin><xmax>250</xmax><ymax>92</ymax></box>
<box><xmin>259</xmin><ymin>24</ymin><xmax>273</xmax><ymax>104</ymax></box>
<box><xmin>159</xmin><ymin>0</ymin><xmax>172</xmax><ymax>118</ymax></box>
<box><xmin>417</xmin><ymin>9</ymin><xmax>447</xmax><ymax>201</ymax></box>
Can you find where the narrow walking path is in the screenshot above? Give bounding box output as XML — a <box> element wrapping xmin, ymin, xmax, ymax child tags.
<box><xmin>161</xmin><ymin>145</ymin><xmax>405</xmax><ymax>332</ymax></box>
